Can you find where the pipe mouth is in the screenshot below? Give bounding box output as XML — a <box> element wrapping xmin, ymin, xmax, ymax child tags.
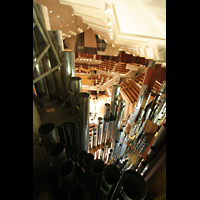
<box><xmin>103</xmin><ymin>164</ymin><xmax>120</xmax><ymax>185</ymax></box>
<box><xmin>91</xmin><ymin>159</ymin><xmax>104</xmax><ymax>174</ymax></box>
<box><xmin>77</xmin><ymin>150</ymin><xmax>87</xmax><ymax>161</ymax></box>
<box><xmin>50</xmin><ymin>142</ymin><xmax>65</xmax><ymax>156</ymax></box>
<box><xmin>77</xmin><ymin>92</ymin><xmax>89</xmax><ymax>98</ymax></box>
<box><xmin>59</xmin><ymin>160</ymin><xmax>73</xmax><ymax>176</ymax></box>
<box><xmin>71</xmin><ymin>77</ymin><xmax>81</xmax><ymax>81</ymax></box>
<box><xmin>38</xmin><ymin>123</ymin><xmax>55</xmax><ymax>134</ymax></box>
<box><xmin>83</xmin><ymin>153</ymin><xmax>94</xmax><ymax>165</ymax></box>
<box><xmin>68</xmin><ymin>183</ymin><xmax>83</xmax><ymax>200</ymax></box>
<box><xmin>122</xmin><ymin>170</ymin><xmax>147</xmax><ymax>199</ymax></box>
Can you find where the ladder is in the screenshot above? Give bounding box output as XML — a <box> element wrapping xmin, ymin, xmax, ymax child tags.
<box><xmin>33</xmin><ymin>0</ymin><xmax>63</xmax><ymax>85</ymax></box>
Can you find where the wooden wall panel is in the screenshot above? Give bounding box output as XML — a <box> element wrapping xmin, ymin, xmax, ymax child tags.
<box><xmin>84</xmin><ymin>28</ymin><xmax>97</xmax><ymax>48</ymax></box>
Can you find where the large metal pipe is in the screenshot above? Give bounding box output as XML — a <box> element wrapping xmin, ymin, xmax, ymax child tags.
<box><xmin>69</xmin><ymin>77</ymin><xmax>82</xmax><ymax>113</ymax></box>
<box><xmin>77</xmin><ymin>92</ymin><xmax>90</xmax><ymax>152</ymax></box>
<box><xmin>36</xmin><ymin>3</ymin><xmax>51</xmax><ymax>30</ymax></box>
<box><xmin>93</xmin><ymin>127</ymin><xmax>97</xmax><ymax>147</ymax></box>
<box><xmin>98</xmin><ymin>164</ymin><xmax>120</xmax><ymax>200</ymax></box>
<box><xmin>58</xmin><ymin>159</ymin><xmax>76</xmax><ymax>189</ymax></box>
<box><xmin>33</xmin><ymin>6</ymin><xmax>56</xmax><ymax>97</ymax></box>
<box><xmin>90</xmin><ymin>159</ymin><xmax>105</xmax><ymax>199</ymax></box>
<box><xmin>59</xmin><ymin>51</ymin><xmax>75</xmax><ymax>102</ymax></box>
<box><xmin>57</xmin><ymin>121</ymin><xmax>80</xmax><ymax>150</ymax></box>
<box><xmin>97</xmin><ymin>117</ymin><xmax>103</xmax><ymax>146</ymax></box>
<box><xmin>48</xmin><ymin>30</ymin><xmax>64</xmax><ymax>99</ymax></box>
<box><xmin>104</xmin><ymin>103</ymin><xmax>110</xmax><ymax>119</ymax></box>
<box><xmin>38</xmin><ymin>123</ymin><xmax>59</xmax><ymax>152</ymax></box>
<box><xmin>116</xmin><ymin>170</ymin><xmax>147</xmax><ymax>200</ymax></box>
<box><xmin>102</xmin><ymin>118</ymin><xmax>109</xmax><ymax>144</ymax></box>
<box><xmin>110</xmin><ymin>85</ymin><xmax>121</xmax><ymax>117</ymax></box>
<box><xmin>33</xmin><ymin>38</ymin><xmax>47</xmax><ymax>96</ymax></box>
<box><xmin>49</xmin><ymin>142</ymin><xmax>66</xmax><ymax>165</ymax></box>
<box><xmin>111</xmin><ymin>100</ymin><xmax>126</xmax><ymax>149</ymax></box>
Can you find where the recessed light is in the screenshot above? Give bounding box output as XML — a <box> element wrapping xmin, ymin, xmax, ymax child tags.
<box><xmin>61</xmin><ymin>25</ymin><xmax>63</xmax><ymax>27</ymax></box>
<box><xmin>72</xmin><ymin>21</ymin><xmax>74</xmax><ymax>23</ymax></box>
<box><xmin>57</xmin><ymin>15</ymin><xmax>60</xmax><ymax>17</ymax></box>
<box><xmin>72</xmin><ymin>14</ymin><xmax>74</xmax><ymax>16</ymax></box>
<box><xmin>66</xmin><ymin>24</ymin><xmax>68</xmax><ymax>26</ymax></box>
<box><xmin>50</xmin><ymin>11</ymin><xmax>52</xmax><ymax>13</ymax></box>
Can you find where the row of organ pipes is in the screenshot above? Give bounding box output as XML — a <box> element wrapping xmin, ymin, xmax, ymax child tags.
<box><xmin>33</xmin><ymin>2</ymin><xmax>166</xmax><ymax>200</ymax></box>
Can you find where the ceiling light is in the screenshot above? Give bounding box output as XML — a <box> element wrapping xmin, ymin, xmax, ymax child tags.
<box><xmin>61</xmin><ymin>25</ymin><xmax>63</xmax><ymax>27</ymax></box>
<box><xmin>57</xmin><ymin>15</ymin><xmax>60</xmax><ymax>17</ymax></box>
<box><xmin>49</xmin><ymin>11</ymin><xmax>52</xmax><ymax>13</ymax></box>
<box><xmin>108</xmin><ymin>28</ymin><xmax>112</xmax><ymax>32</ymax></box>
<box><xmin>66</xmin><ymin>24</ymin><xmax>68</xmax><ymax>26</ymax></box>
<box><xmin>105</xmin><ymin>3</ymin><xmax>112</xmax><ymax>13</ymax></box>
<box><xmin>72</xmin><ymin>21</ymin><xmax>74</xmax><ymax>23</ymax></box>
<box><xmin>72</xmin><ymin>14</ymin><xmax>74</xmax><ymax>16</ymax></box>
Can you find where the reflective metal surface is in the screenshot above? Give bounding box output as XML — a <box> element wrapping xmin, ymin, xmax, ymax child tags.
<box><xmin>38</xmin><ymin>123</ymin><xmax>59</xmax><ymax>152</ymax></box>
<box><xmin>33</xmin><ymin>38</ymin><xmax>47</xmax><ymax>96</ymax></box>
<box><xmin>58</xmin><ymin>159</ymin><xmax>76</xmax><ymax>189</ymax></box>
<box><xmin>70</xmin><ymin>77</ymin><xmax>82</xmax><ymax>112</ymax></box>
<box><xmin>77</xmin><ymin>92</ymin><xmax>90</xmax><ymax>152</ymax></box>
<box><xmin>60</xmin><ymin>51</ymin><xmax>75</xmax><ymax>102</ymax></box>
<box><xmin>118</xmin><ymin>170</ymin><xmax>147</xmax><ymax>200</ymax></box>
<box><xmin>49</xmin><ymin>142</ymin><xmax>66</xmax><ymax>165</ymax></box>
<box><xmin>98</xmin><ymin>164</ymin><xmax>120</xmax><ymax>200</ymax></box>
<box><xmin>36</xmin><ymin>3</ymin><xmax>51</xmax><ymax>30</ymax></box>
<box><xmin>111</xmin><ymin>100</ymin><xmax>125</xmax><ymax>148</ymax></box>
<box><xmin>110</xmin><ymin>85</ymin><xmax>120</xmax><ymax>117</ymax></box>
<box><xmin>90</xmin><ymin>159</ymin><xmax>105</xmax><ymax>199</ymax></box>
<box><xmin>48</xmin><ymin>30</ymin><xmax>64</xmax><ymax>98</ymax></box>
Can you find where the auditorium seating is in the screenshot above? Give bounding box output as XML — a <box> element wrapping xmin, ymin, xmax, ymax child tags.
<box><xmin>114</xmin><ymin>62</ymin><xmax>130</xmax><ymax>74</ymax></box>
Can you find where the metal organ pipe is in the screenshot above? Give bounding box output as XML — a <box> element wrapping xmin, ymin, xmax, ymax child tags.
<box><xmin>111</xmin><ymin>99</ymin><xmax>125</xmax><ymax>149</ymax></box>
<box><xmin>77</xmin><ymin>92</ymin><xmax>90</xmax><ymax>152</ymax></box>
<box><xmin>90</xmin><ymin>159</ymin><xmax>105</xmax><ymax>199</ymax></box>
<box><xmin>69</xmin><ymin>77</ymin><xmax>82</xmax><ymax>113</ymax></box>
<box><xmin>110</xmin><ymin>85</ymin><xmax>121</xmax><ymax>117</ymax></box>
<box><xmin>59</xmin><ymin>51</ymin><xmax>75</xmax><ymax>102</ymax></box>
<box><xmin>38</xmin><ymin>123</ymin><xmax>59</xmax><ymax>152</ymax></box>
<box><xmin>116</xmin><ymin>170</ymin><xmax>147</xmax><ymax>200</ymax></box>
<box><xmin>36</xmin><ymin>3</ymin><xmax>51</xmax><ymax>30</ymax></box>
<box><xmin>58</xmin><ymin>159</ymin><xmax>76</xmax><ymax>189</ymax></box>
<box><xmin>98</xmin><ymin>164</ymin><xmax>120</xmax><ymax>200</ymax></box>
<box><xmin>49</xmin><ymin>142</ymin><xmax>66</xmax><ymax>166</ymax></box>
<box><xmin>97</xmin><ymin>117</ymin><xmax>103</xmax><ymax>145</ymax></box>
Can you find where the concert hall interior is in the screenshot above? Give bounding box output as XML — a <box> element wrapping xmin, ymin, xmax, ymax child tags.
<box><xmin>33</xmin><ymin>1</ymin><xmax>166</xmax><ymax>199</ymax></box>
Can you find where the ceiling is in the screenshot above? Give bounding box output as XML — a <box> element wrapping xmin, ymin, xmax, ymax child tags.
<box><xmin>34</xmin><ymin>0</ymin><xmax>166</xmax><ymax>63</ymax></box>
